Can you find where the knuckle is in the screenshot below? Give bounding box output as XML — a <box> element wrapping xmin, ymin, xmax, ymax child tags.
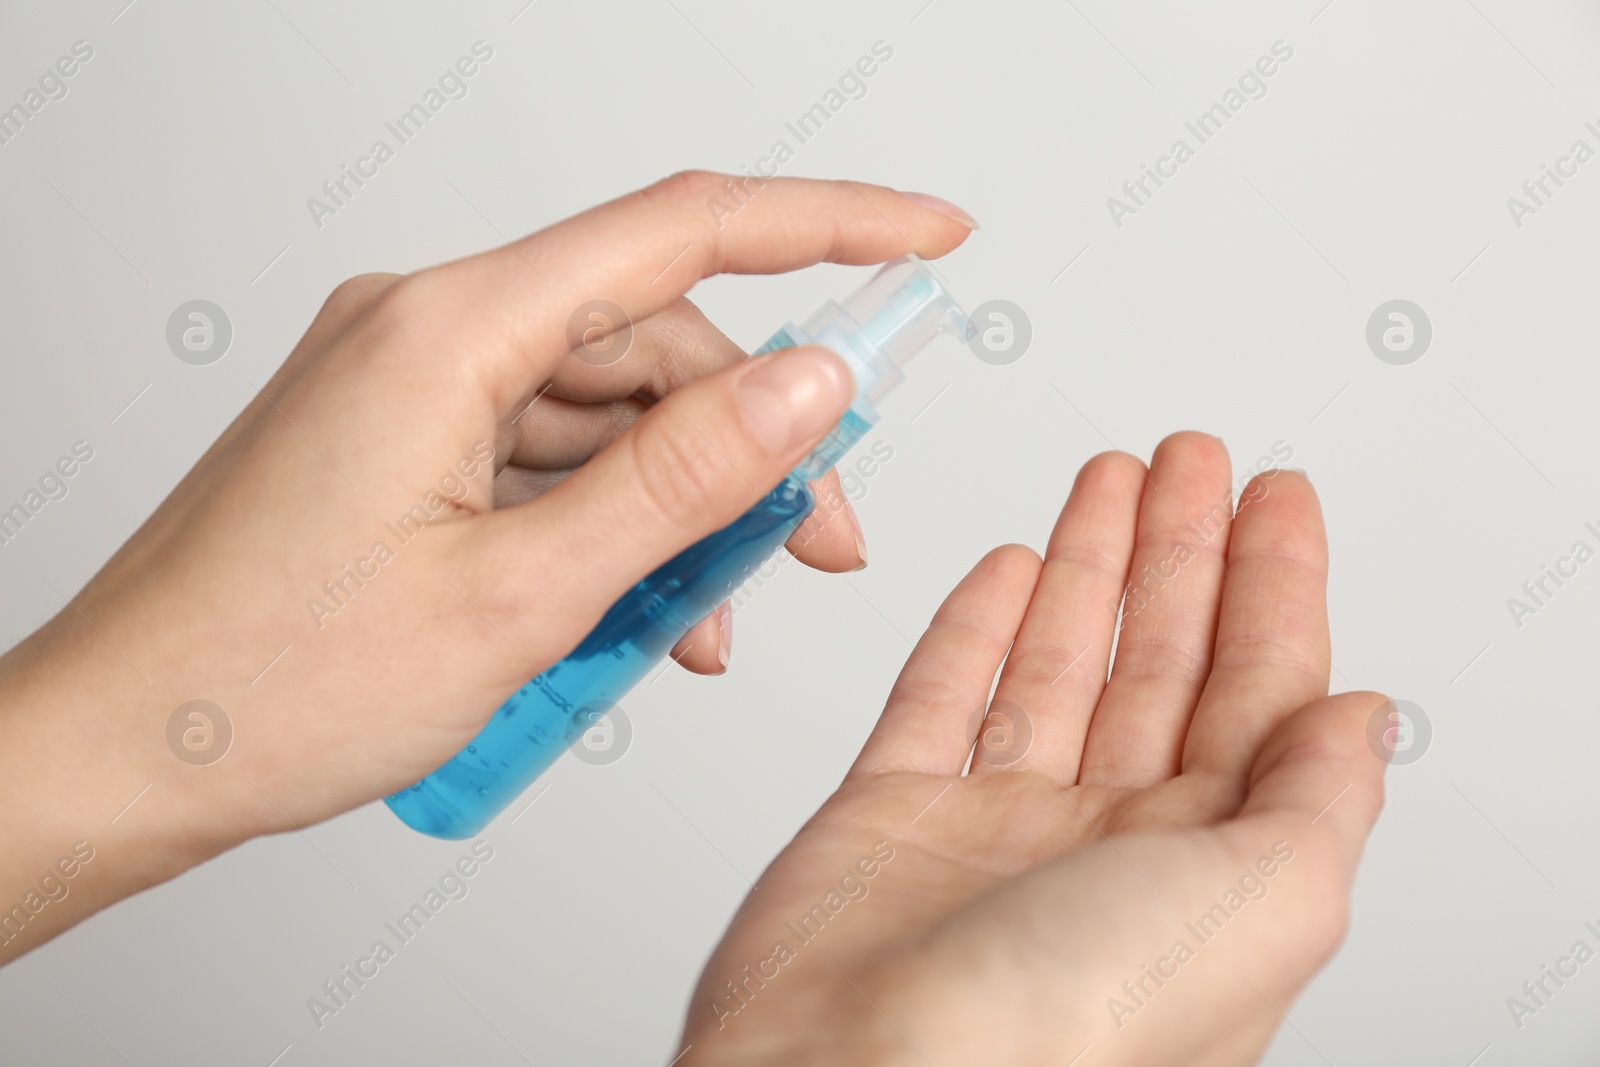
<box><xmin>1003</xmin><ymin>642</ymin><xmax>1081</xmax><ymax>682</ymax></box>
<box><xmin>367</xmin><ymin>270</ymin><xmax>442</xmax><ymax>325</ymax></box>
<box><xmin>1212</xmin><ymin>633</ymin><xmax>1327</xmax><ymax>682</ymax></box>
<box><xmin>338</xmin><ymin>271</ymin><xmax>463</xmax><ymax>380</ymax></box>
<box><xmin>637</xmin><ymin>172</ymin><xmax>725</xmax><ymax>272</ymax></box>
<box><xmin>644</xmin><ymin>296</ymin><xmax>700</xmax><ymax>332</ymax></box>
<box><xmin>310</xmin><ymin>273</ymin><xmax>403</xmax><ymax>338</ymax></box>
<box><xmin>325</xmin><ymin>272</ymin><xmax>401</xmax><ymax>312</ymax></box>
<box><xmin>1113</xmin><ymin>640</ymin><xmax>1211</xmax><ymax>688</ymax></box>
<box><xmin>351</xmin><ymin>271</ymin><xmax>466</xmax><ymax>366</ymax></box>
<box><xmin>644</xmin><ymin>169</ymin><xmax>725</xmax><ymax>206</ymax></box>
<box><xmin>1046</xmin><ymin>540</ymin><xmax>1129</xmax><ymax>581</ymax></box>
<box><xmin>926</xmin><ymin>610</ymin><xmax>1004</xmax><ymax>650</ymax></box>
<box><xmin>630</xmin><ymin>297</ymin><xmax>727</xmax><ymax>383</ymax></box>
<box><xmin>886</xmin><ymin>675</ymin><xmax>966</xmax><ymax>717</ymax></box>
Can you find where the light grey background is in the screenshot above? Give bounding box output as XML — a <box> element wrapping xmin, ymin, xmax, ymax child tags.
<box><xmin>2</xmin><ymin>0</ymin><xmax>1598</xmax><ymax>1063</ymax></box>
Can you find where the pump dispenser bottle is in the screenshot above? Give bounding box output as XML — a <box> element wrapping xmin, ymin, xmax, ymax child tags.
<box><xmin>387</xmin><ymin>256</ymin><xmax>971</xmax><ymax>838</ymax></box>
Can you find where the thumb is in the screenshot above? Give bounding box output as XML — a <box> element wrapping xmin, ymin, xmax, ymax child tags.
<box><xmin>1239</xmin><ymin>690</ymin><xmax>1390</xmax><ymax>873</ymax></box>
<box><xmin>467</xmin><ymin>344</ymin><xmax>855</xmax><ymax>655</ymax></box>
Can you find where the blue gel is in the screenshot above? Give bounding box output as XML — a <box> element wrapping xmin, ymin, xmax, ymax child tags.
<box><xmin>387</xmin><ymin>258</ymin><xmax>970</xmax><ymax>839</ymax></box>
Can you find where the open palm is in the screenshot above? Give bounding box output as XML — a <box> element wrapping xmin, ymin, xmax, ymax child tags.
<box><xmin>680</xmin><ymin>432</ymin><xmax>1386</xmax><ymax>1067</ymax></box>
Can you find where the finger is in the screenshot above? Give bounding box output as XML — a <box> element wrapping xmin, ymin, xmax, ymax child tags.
<box><xmin>545</xmin><ymin>297</ymin><xmax>750</xmax><ymax>404</ymax></box>
<box><xmin>506</xmin><ymin>298</ymin><xmax>867</xmax><ymax>571</ymax></box>
<box><xmin>972</xmin><ymin>452</ymin><xmax>1144</xmax><ymax>786</ymax></box>
<box><xmin>490</xmin><ymin>465</ymin><xmax>569</xmax><ymax>509</ymax></box>
<box><xmin>506</xmin><ymin>299</ymin><xmax>750</xmax><ymax>472</ymax></box>
<box><xmin>785</xmin><ymin>469</ymin><xmax>867</xmax><ymax>573</ymax></box>
<box><xmin>508</xmin><ymin>400</ymin><xmax>865</xmax><ymax>570</ymax></box>
<box><xmin>669</xmin><ymin>602</ymin><xmax>732</xmax><ymax>676</ymax></box>
<box><xmin>507</xmin><ymin>393</ymin><xmax>646</xmax><ymax>469</ymax></box>
<box><xmin>460</xmin><ymin>345</ymin><xmax>855</xmax><ymax>662</ymax></box>
<box><xmin>380</xmin><ymin>173</ymin><xmax>976</xmax><ymax>415</ymax></box>
<box><xmin>847</xmin><ymin>544</ymin><xmax>1042</xmax><ymax>780</ymax></box>
<box><xmin>1238</xmin><ymin>691</ymin><xmax>1389</xmax><ymax>872</ymax></box>
<box><xmin>1183</xmin><ymin>472</ymin><xmax>1331</xmax><ymax>782</ymax></box>
<box><xmin>501</xmin><ymin>295</ymin><xmax>868</xmax><ymax>571</ymax></box>
<box><xmin>1080</xmin><ymin>432</ymin><xmax>1233</xmax><ymax>789</ymax></box>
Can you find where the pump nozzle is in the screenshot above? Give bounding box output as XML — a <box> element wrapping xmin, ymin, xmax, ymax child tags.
<box><xmin>793</xmin><ymin>256</ymin><xmax>971</xmax><ymax>415</ymax></box>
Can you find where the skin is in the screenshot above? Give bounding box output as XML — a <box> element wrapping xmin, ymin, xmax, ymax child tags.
<box><xmin>0</xmin><ymin>172</ymin><xmax>971</xmax><ymax>960</ymax></box>
<box><xmin>679</xmin><ymin>436</ymin><xmax>1388</xmax><ymax>1067</ymax></box>
<box><xmin>0</xmin><ymin>173</ymin><xmax>1385</xmax><ymax>1066</ymax></box>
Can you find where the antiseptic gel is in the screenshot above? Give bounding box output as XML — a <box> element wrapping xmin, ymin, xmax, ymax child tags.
<box><xmin>386</xmin><ymin>256</ymin><xmax>971</xmax><ymax>838</ymax></box>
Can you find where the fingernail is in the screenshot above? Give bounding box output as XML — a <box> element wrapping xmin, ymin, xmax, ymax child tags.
<box><xmin>902</xmin><ymin>192</ymin><xmax>979</xmax><ymax>230</ymax></box>
<box><xmin>737</xmin><ymin>346</ymin><xmax>854</xmax><ymax>456</ymax></box>
<box><xmin>715</xmin><ymin>601</ymin><xmax>733</xmax><ymax>672</ymax></box>
<box><xmin>845</xmin><ymin>502</ymin><xmax>868</xmax><ymax>570</ymax></box>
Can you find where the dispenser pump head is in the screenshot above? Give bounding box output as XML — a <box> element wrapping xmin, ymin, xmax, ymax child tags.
<box><xmin>797</xmin><ymin>256</ymin><xmax>972</xmax><ymax>415</ymax></box>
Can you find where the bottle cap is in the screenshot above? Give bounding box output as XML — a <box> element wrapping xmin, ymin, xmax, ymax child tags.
<box><xmin>799</xmin><ymin>256</ymin><xmax>972</xmax><ymax>414</ymax></box>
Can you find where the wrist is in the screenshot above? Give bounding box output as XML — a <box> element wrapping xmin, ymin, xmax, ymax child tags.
<box><xmin>0</xmin><ymin>614</ymin><xmax>245</xmax><ymax>961</ymax></box>
<box><xmin>682</xmin><ymin>968</ymin><xmax>917</xmax><ymax>1067</ymax></box>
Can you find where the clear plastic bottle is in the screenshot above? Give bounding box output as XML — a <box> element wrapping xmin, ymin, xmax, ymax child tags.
<box><xmin>386</xmin><ymin>257</ymin><xmax>971</xmax><ymax>838</ymax></box>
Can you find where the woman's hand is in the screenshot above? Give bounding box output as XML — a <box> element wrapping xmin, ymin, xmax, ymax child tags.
<box><xmin>0</xmin><ymin>173</ymin><xmax>976</xmax><ymax>961</ymax></box>
<box><xmin>680</xmin><ymin>433</ymin><xmax>1387</xmax><ymax>1067</ymax></box>
<box><xmin>498</xmin><ymin>291</ymin><xmax>876</xmax><ymax>674</ymax></box>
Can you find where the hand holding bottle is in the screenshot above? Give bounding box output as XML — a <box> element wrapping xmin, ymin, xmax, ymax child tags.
<box><xmin>0</xmin><ymin>172</ymin><xmax>977</xmax><ymax>960</ymax></box>
<box><xmin>391</xmin><ymin>256</ymin><xmax>973</xmax><ymax>838</ymax></box>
